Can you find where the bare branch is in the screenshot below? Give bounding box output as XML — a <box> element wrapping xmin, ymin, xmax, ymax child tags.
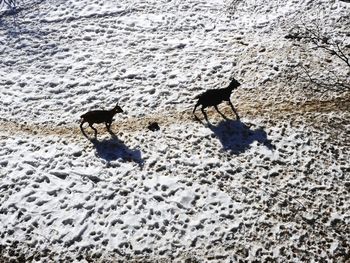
<box><xmin>286</xmin><ymin>20</ymin><xmax>350</xmax><ymax>94</ymax></box>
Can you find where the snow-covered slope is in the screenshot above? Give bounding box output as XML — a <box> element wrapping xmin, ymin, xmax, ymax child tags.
<box><xmin>0</xmin><ymin>0</ymin><xmax>349</xmax><ymax>262</ymax></box>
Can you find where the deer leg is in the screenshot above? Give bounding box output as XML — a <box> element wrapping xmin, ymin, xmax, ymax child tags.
<box><xmin>193</xmin><ymin>102</ymin><xmax>200</xmax><ymax>114</ymax></box>
<box><xmin>214</xmin><ymin>105</ymin><xmax>227</xmax><ymax>119</ymax></box>
<box><xmin>89</xmin><ymin>123</ymin><xmax>98</xmax><ymax>137</ymax></box>
<box><xmin>193</xmin><ymin>102</ymin><xmax>202</xmax><ymax>122</ymax></box>
<box><xmin>80</xmin><ymin>120</ymin><xmax>91</xmax><ymax>138</ymax></box>
<box><xmin>228</xmin><ymin>100</ymin><xmax>240</xmax><ymax>120</ymax></box>
<box><xmin>201</xmin><ymin>106</ymin><xmax>209</xmax><ymax>122</ymax></box>
<box><xmin>80</xmin><ymin>120</ymin><xmax>85</xmax><ymax>131</ymax></box>
<box><xmin>105</xmin><ymin>122</ymin><xmax>111</xmax><ymax>131</ymax></box>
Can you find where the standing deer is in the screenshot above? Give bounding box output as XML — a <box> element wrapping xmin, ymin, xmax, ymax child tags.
<box><xmin>80</xmin><ymin>103</ymin><xmax>123</xmax><ymax>137</ymax></box>
<box><xmin>193</xmin><ymin>78</ymin><xmax>241</xmax><ymax>120</ymax></box>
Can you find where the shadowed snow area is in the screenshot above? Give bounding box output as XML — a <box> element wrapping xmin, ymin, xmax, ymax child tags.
<box><xmin>0</xmin><ymin>0</ymin><xmax>349</xmax><ymax>262</ymax></box>
<box><xmin>208</xmin><ymin>119</ymin><xmax>275</xmax><ymax>155</ymax></box>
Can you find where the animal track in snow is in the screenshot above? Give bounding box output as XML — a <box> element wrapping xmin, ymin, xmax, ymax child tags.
<box><xmin>1</xmin><ymin>0</ymin><xmax>349</xmax><ymax>261</ymax></box>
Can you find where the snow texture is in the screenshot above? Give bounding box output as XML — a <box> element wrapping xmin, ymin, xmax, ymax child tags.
<box><xmin>0</xmin><ymin>0</ymin><xmax>349</xmax><ymax>262</ymax></box>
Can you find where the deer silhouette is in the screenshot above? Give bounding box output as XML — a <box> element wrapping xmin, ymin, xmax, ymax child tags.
<box><xmin>193</xmin><ymin>78</ymin><xmax>241</xmax><ymax>120</ymax></box>
<box><xmin>80</xmin><ymin>104</ymin><xmax>123</xmax><ymax>137</ymax></box>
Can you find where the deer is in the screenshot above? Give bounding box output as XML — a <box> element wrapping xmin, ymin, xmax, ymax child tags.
<box><xmin>193</xmin><ymin>78</ymin><xmax>241</xmax><ymax>121</ymax></box>
<box><xmin>80</xmin><ymin>103</ymin><xmax>123</xmax><ymax>137</ymax></box>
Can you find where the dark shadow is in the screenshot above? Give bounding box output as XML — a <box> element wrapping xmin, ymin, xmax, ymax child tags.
<box><xmin>208</xmin><ymin>119</ymin><xmax>274</xmax><ymax>155</ymax></box>
<box><xmin>0</xmin><ymin>1</ymin><xmax>59</xmax><ymax>60</ymax></box>
<box><xmin>0</xmin><ymin>7</ymin><xmax>20</xmax><ymax>35</ymax></box>
<box><xmin>85</xmin><ymin>130</ymin><xmax>143</xmax><ymax>166</ymax></box>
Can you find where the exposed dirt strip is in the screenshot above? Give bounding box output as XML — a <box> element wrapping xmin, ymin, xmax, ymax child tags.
<box><xmin>1</xmin><ymin>95</ymin><xmax>349</xmax><ymax>139</ymax></box>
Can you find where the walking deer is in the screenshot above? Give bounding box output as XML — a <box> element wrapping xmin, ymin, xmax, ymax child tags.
<box><xmin>193</xmin><ymin>78</ymin><xmax>241</xmax><ymax>120</ymax></box>
<box><xmin>80</xmin><ymin>104</ymin><xmax>123</xmax><ymax>137</ymax></box>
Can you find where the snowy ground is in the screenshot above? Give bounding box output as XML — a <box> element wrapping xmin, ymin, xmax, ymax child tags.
<box><xmin>0</xmin><ymin>0</ymin><xmax>349</xmax><ymax>262</ymax></box>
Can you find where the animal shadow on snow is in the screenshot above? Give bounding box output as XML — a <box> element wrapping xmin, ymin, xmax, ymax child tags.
<box><xmin>1</xmin><ymin>6</ymin><xmax>45</xmax><ymax>38</ymax></box>
<box><xmin>88</xmin><ymin>131</ymin><xmax>143</xmax><ymax>166</ymax></box>
<box><xmin>208</xmin><ymin>119</ymin><xmax>274</xmax><ymax>155</ymax></box>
